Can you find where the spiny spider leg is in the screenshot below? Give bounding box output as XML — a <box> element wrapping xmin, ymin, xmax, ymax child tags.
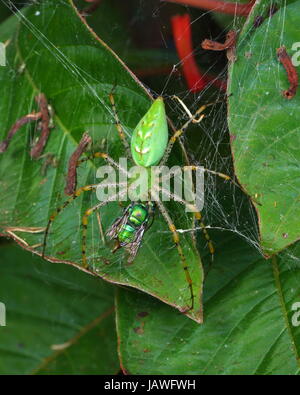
<box><xmin>96</xmin><ymin>211</ymin><xmax>105</xmax><ymax>245</ymax></box>
<box><xmin>160</xmin><ymin>104</ymin><xmax>207</xmax><ymax>166</ymax></box>
<box><xmin>181</xmin><ymin>165</ymin><xmax>243</xmax><ymax>202</ymax></box>
<box><xmin>160</xmin><ymin>165</ymin><xmax>231</xmax><ymax>183</ymax></box>
<box><xmin>77</xmin><ymin>152</ymin><xmax>129</xmax><ymax>177</ymax></box>
<box><xmin>156</xmin><ymin>186</ymin><xmax>215</xmax><ymax>259</ymax></box>
<box><xmin>109</xmin><ymin>93</ymin><xmax>132</xmax><ymax>159</ymax></box>
<box><xmin>81</xmin><ymin>188</ymin><xmax>128</xmax><ymax>267</ymax></box>
<box><xmin>172</xmin><ymin>95</ymin><xmax>228</xmax><ymax>122</ymax></box>
<box><xmin>182</xmin><ymin>165</ymin><xmax>231</xmax><ymax>181</ymax></box>
<box><xmin>161</xmin><ymin>96</ymin><xmax>228</xmax><ymax>166</ymax></box>
<box><xmin>153</xmin><ymin>194</ymin><xmax>195</xmax><ymax>313</ymax></box>
<box><xmin>42</xmin><ymin>181</ymin><xmax>124</xmax><ymax>259</ymax></box>
<box><xmin>172</xmin><ymin>95</ymin><xmax>206</xmax><ymax>123</ymax></box>
<box><xmin>156</xmin><ymin>164</ymin><xmax>233</xmax><ymax>262</ymax></box>
<box><xmin>66</xmin><ymin>89</ymin><xmax>133</xmax><ymax>196</ymax></box>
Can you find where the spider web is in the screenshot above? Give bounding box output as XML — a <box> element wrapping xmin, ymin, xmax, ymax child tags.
<box><xmin>145</xmin><ymin>0</ymin><xmax>261</xmax><ymax>257</ymax></box>
<box><xmin>143</xmin><ymin>0</ymin><xmax>300</xmax><ymax>273</ymax></box>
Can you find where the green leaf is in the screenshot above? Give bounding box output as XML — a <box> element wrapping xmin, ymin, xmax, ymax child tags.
<box><xmin>0</xmin><ymin>0</ymin><xmax>203</xmax><ymax>322</ymax></box>
<box><xmin>228</xmin><ymin>1</ymin><xmax>300</xmax><ymax>255</ymax></box>
<box><xmin>0</xmin><ymin>1</ymin><xmax>13</xmax><ymax>25</ymax></box>
<box><xmin>0</xmin><ymin>243</ymin><xmax>118</xmax><ymax>375</ymax></box>
<box><xmin>116</xmin><ymin>233</ymin><xmax>300</xmax><ymax>375</ymax></box>
<box><xmin>0</xmin><ymin>4</ymin><xmax>19</xmax><ymax>42</ymax></box>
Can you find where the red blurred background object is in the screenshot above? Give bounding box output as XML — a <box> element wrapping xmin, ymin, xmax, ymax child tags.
<box><xmin>164</xmin><ymin>0</ymin><xmax>255</xmax><ymax>16</ymax></box>
<box><xmin>171</xmin><ymin>14</ymin><xmax>226</xmax><ymax>92</ymax></box>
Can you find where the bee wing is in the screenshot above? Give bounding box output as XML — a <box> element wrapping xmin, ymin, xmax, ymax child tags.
<box><xmin>106</xmin><ymin>205</ymin><xmax>131</xmax><ymax>240</ymax></box>
<box><xmin>126</xmin><ymin>225</ymin><xmax>147</xmax><ymax>263</ymax></box>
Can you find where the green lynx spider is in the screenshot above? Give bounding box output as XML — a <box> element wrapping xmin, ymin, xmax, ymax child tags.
<box><xmin>42</xmin><ymin>94</ymin><xmax>230</xmax><ymax>312</ymax></box>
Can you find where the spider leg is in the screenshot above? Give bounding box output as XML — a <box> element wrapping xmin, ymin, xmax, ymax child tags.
<box><xmin>159</xmin><ymin>165</ymin><xmax>238</xmax><ymax>259</ymax></box>
<box><xmin>145</xmin><ymin>202</ymin><xmax>156</xmax><ymax>231</ymax></box>
<box><xmin>155</xmin><ymin>164</ymin><xmax>232</xmax><ymax>262</ymax></box>
<box><xmin>153</xmin><ymin>195</ymin><xmax>195</xmax><ymax>313</ymax></box>
<box><xmin>42</xmin><ymin>181</ymin><xmax>120</xmax><ymax>258</ymax></box>
<box><xmin>77</xmin><ymin>152</ymin><xmax>129</xmax><ymax>177</ymax></box>
<box><xmin>161</xmin><ymin>95</ymin><xmax>229</xmax><ymax>166</ymax></box>
<box><xmin>96</xmin><ymin>211</ymin><xmax>105</xmax><ymax>244</ymax></box>
<box><xmin>82</xmin><ymin>188</ymin><xmax>127</xmax><ymax>267</ymax></box>
<box><xmin>160</xmin><ymin>164</ymin><xmax>231</xmax><ymax>183</ymax></box>
<box><xmin>157</xmin><ymin>186</ymin><xmax>215</xmax><ymax>259</ymax></box>
<box><xmin>65</xmin><ymin>145</ymin><xmax>129</xmax><ymax>196</ymax></box>
<box><xmin>172</xmin><ymin>95</ymin><xmax>207</xmax><ymax>123</ymax></box>
<box><xmin>160</xmin><ymin>103</ymin><xmax>207</xmax><ymax>166</ymax></box>
<box><xmin>109</xmin><ymin>93</ymin><xmax>132</xmax><ymax>159</ymax></box>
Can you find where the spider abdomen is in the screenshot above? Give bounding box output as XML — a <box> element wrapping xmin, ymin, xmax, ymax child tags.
<box><xmin>131</xmin><ymin>97</ymin><xmax>168</xmax><ymax>167</ymax></box>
